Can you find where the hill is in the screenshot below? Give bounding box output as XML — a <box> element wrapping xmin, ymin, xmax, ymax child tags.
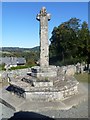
<box><xmin>1</xmin><ymin>46</ymin><xmax>40</xmax><ymax>67</ymax></box>
<box><xmin>1</xmin><ymin>46</ymin><xmax>39</xmax><ymax>52</ymax></box>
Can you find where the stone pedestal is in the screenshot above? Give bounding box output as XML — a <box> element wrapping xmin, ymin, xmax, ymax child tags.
<box><xmin>31</xmin><ymin>65</ymin><xmax>57</xmax><ymax>78</ymax></box>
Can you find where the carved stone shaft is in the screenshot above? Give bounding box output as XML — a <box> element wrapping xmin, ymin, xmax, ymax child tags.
<box><xmin>36</xmin><ymin>7</ymin><xmax>51</xmax><ymax>68</ymax></box>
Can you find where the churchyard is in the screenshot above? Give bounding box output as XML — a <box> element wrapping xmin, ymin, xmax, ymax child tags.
<box><xmin>0</xmin><ymin>67</ymin><xmax>89</xmax><ymax>119</ymax></box>
<box><xmin>0</xmin><ymin>5</ymin><xmax>89</xmax><ymax>119</ymax></box>
<box><xmin>0</xmin><ymin>66</ymin><xmax>89</xmax><ymax>89</ymax></box>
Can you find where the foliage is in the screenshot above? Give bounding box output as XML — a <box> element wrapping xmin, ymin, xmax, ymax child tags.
<box><xmin>2</xmin><ymin>46</ymin><xmax>39</xmax><ymax>52</ymax></box>
<box><xmin>26</xmin><ymin>58</ymin><xmax>36</xmax><ymax>66</ymax></box>
<box><xmin>0</xmin><ymin>63</ymin><xmax>5</xmax><ymax>70</ymax></box>
<box><xmin>2</xmin><ymin>48</ymin><xmax>40</xmax><ymax>67</ymax></box>
<box><xmin>50</xmin><ymin>18</ymin><xmax>90</xmax><ymax>65</ymax></box>
<box><xmin>10</xmin><ymin>65</ymin><xmax>32</xmax><ymax>70</ymax></box>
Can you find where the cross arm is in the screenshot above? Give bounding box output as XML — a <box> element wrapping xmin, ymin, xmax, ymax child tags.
<box><xmin>36</xmin><ymin>14</ymin><xmax>40</xmax><ymax>21</ymax></box>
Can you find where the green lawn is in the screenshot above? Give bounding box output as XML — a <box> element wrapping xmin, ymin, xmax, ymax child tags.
<box><xmin>74</xmin><ymin>73</ymin><xmax>90</xmax><ymax>83</ymax></box>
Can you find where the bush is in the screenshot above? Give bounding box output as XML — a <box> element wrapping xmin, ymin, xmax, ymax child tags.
<box><xmin>26</xmin><ymin>59</ymin><xmax>36</xmax><ymax>66</ymax></box>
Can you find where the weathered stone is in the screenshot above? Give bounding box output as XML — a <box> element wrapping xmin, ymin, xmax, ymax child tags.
<box><xmin>36</xmin><ymin>7</ymin><xmax>51</xmax><ymax>68</ymax></box>
<box><xmin>31</xmin><ymin>65</ymin><xmax>57</xmax><ymax>78</ymax></box>
<box><xmin>25</xmin><ymin>91</ymin><xmax>63</xmax><ymax>101</ymax></box>
<box><xmin>57</xmin><ymin>66</ymin><xmax>67</xmax><ymax>75</ymax></box>
<box><xmin>33</xmin><ymin>81</ymin><xmax>53</xmax><ymax>87</ymax></box>
<box><xmin>76</xmin><ymin>62</ymin><xmax>81</xmax><ymax>73</ymax></box>
<box><xmin>66</xmin><ymin>66</ymin><xmax>76</xmax><ymax>76</ymax></box>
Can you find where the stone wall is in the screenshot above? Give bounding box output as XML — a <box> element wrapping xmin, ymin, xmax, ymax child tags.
<box><xmin>25</xmin><ymin>84</ymin><xmax>78</xmax><ymax>101</ymax></box>
<box><xmin>57</xmin><ymin>65</ymin><xmax>76</xmax><ymax>76</ymax></box>
<box><xmin>33</xmin><ymin>81</ymin><xmax>53</xmax><ymax>87</ymax></box>
<box><xmin>31</xmin><ymin>65</ymin><xmax>57</xmax><ymax>78</ymax></box>
<box><xmin>26</xmin><ymin>91</ymin><xmax>63</xmax><ymax>101</ymax></box>
<box><xmin>1</xmin><ymin>68</ymin><xmax>31</xmax><ymax>79</ymax></box>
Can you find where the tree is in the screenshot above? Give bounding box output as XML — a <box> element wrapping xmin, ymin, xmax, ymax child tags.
<box><xmin>50</xmin><ymin>18</ymin><xmax>90</xmax><ymax>65</ymax></box>
<box><xmin>77</xmin><ymin>21</ymin><xmax>90</xmax><ymax>62</ymax></box>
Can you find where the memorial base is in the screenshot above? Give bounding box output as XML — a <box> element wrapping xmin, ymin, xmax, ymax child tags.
<box><xmin>31</xmin><ymin>65</ymin><xmax>57</xmax><ymax>78</ymax></box>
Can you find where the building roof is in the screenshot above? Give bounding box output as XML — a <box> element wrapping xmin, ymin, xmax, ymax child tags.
<box><xmin>0</xmin><ymin>57</ymin><xmax>26</xmax><ymax>65</ymax></box>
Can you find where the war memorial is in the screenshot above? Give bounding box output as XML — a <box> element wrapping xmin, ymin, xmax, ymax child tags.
<box><xmin>5</xmin><ymin>7</ymin><xmax>78</xmax><ymax>101</ymax></box>
<box><xmin>0</xmin><ymin>7</ymin><xmax>88</xmax><ymax>119</ymax></box>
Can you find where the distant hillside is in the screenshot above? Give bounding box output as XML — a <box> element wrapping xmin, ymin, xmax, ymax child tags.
<box><xmin>31</xmin><ymin>46</ymin><xmax>40</xmax><ymax>51</ymax></box>
<box><xmin>1</xmin><ymin>46</ymin><xmax>40</xmax><ymax>52</ymax></box>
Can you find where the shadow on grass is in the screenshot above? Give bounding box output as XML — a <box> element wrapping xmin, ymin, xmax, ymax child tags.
<box><xmin>8</xmin><ymin>111</ymin><xmax>55</xmax><ymax>120</ymax></box>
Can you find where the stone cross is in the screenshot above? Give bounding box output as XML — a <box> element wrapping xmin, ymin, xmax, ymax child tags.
<box><xmin>36</xmin><ymin>7</ymin><xmax>51</xmax><ymax>68</ymax></box>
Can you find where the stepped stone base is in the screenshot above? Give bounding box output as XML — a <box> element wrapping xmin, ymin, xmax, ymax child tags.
<box><xmin>33</xmin><ymin>81</ymin><xmax>53</xmax><ymax>87</ymax></box>
<box><xmin>8</xmin><ymin>74</ymin><xmax>79</xmax><ymax>101</ymax></box>
<box><xmin>6</xmin><ymin>65</ymin><xmax>79</xmax><ymax>102</ymax></box>
<box><xmin>26</xmin><ymin>91</ymin><xmax>63</xmax><ymax>101</ymax></box>
<box><xmin>31</xmin><ymin>65</ymin><xmax>57</xmax><ymax>78</ymax></box>
<box><xmin>25</xmin><ymin>85</ymin><xmax>78</xmax><ymax>101</ymax></box>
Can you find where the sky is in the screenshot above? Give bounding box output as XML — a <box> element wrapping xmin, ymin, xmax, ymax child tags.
<box><xmin>1</xmin><ymin>0</ymin><xmax>90</xmax><ymax>2</ymax></box>
<box><xmin>2</xmin><ymin>2</ymin><xmax>88</xmax><ymax>48</ymax></box>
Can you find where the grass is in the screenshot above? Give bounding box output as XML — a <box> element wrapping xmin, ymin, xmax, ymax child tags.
<box><xmin>74</xmin><ymin>73</ymin><xmax>90</xmax><ymax>83</ymax></box>
<box><xmin>0</xmin><ymin>64</ymin><xmax>34</xmax><ymax>71</ymax></box>
<box><xmin>0</xmin><ymin>64</ymin><xmax>5</xmax><ymax>71</ymax></box>
<box><xmin>10</xmin><ymin>65</ymin><xmax>30</xmax><ymax>70</ymax></box>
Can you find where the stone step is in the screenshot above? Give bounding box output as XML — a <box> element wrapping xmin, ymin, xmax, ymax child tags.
<box><xmin>0</xmin><ymin>86</ymin><xmax>26</xmax><ymax>111</ymax></box>
<box><xmin>19</xmin><ymin>101</ymin><xmax>70</xmax><ymax>112</ymax></box>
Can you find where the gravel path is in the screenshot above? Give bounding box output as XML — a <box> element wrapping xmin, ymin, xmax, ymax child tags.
<box><xmin>1</xmin><ymin>100</ymin><xmax>88</xmax><ymax>119</ymax></box>
<box><xmin>39</xmin><ymin>100</ymin><xmax>88</xmax><ymax>118</ymax></box>
<box><xmin>0</xmin><ymin>82</ymin><xmax>89</xmax><ymax>119</ymax></box>
<box><xmin>0</xmin><ymin>103</ymin><xmax>15</xmax><ymax>119</ymax></box>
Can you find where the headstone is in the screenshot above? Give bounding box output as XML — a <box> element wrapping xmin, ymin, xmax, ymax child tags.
<box><xmin>80</xmin><ymin>63</ymin><xmax>84</xmax><ymax>74</ymax></box>
<box><xmin>36</xmin><ymin>7</ymin><xmax>51</xmax><ymax>68</ymax></box>
<box><xmin>76</xmin><ymin>62</ymin><xmax>81</xmax><ymax>73</ymax></box>
<box><xmin>66</xmin><ymin>66</ymin><xmax>75</xmax><ymax>76</ymax></box>
<box><xmin>89</xmin><ymin>64</ymin><xmax>90</xmax><ymax>73</ymax></box>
